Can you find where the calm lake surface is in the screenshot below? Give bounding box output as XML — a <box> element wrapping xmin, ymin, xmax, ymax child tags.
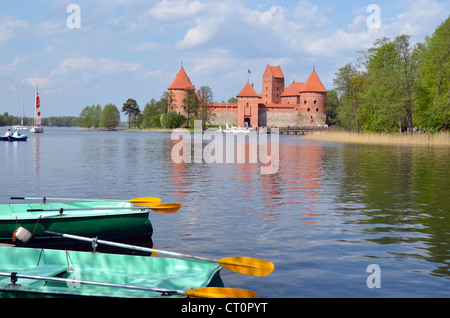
<box><xmin>1</xmin><ymin>127</ymin><xmax>449</xmax><ymax>298</ymax></box>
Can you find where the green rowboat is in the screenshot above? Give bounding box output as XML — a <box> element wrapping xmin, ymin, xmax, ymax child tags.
<box><xmin>0</xmin><ymin>246</ymin><xmax>226</xmax><ymax>298</ymax></box>
<box><xmin>0</xmin><ymin>201</ymin><xmax>152</xmax><ymax>246</ymax></box>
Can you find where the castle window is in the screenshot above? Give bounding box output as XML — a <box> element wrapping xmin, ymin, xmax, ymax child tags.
<box><xmin>314</xmin><ymin>100</ymin><xmax>317</xmax><ymax>104</ymax></box>
<box><xmin>304</xmin><ymin>100</ymin><xmax>307</xmax><ymax>104</ymax></box>
<box><xmin>316</xmin><ymin>108</ymin><xmax>319</xmax><ymax>112</ymax></box>
<box><xmin>246</xmin><ymin>103</ymin><xmax>249</xmax><ymax>108</ymax></box>
<box><xmin>307</xmin><ymin>108</ymin><xmax>310</xmax><ymax>112</ymax></box>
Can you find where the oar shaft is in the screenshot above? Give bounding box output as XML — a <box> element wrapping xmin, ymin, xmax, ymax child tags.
<box><xmin>0</xmin><ymin>271</ymin><xmax>184</xmax><ymax>295</ymax></box>
<box><xmin>12</xmin><ymin>197</ymin><xmax>123</xmax><ymax>202</ymax></box>
<box><xmin>28</xmin><ymin>207</ymin><xmax>148</xmax><ymax>212</ymax></box>
<box><xmin>45</xmin><ymin>231</ymin><xmax>213</xmax><ymax>262</ymax></box>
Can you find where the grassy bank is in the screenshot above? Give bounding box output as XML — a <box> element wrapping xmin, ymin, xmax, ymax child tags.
<box><xmin>302</xmin><ymin>130</ymin><xmax>450</xmax><ymax>146</ymax></box>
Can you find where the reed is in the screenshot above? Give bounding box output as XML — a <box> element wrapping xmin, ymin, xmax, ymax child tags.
<box><xmin>303</xmin><ymin>130</ymin><xmax>450</xmax><ymax>146</ymax></box>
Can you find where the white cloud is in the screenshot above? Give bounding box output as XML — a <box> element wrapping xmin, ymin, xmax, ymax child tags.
<box><xmin>132</xmin><ymin>41</ymin><xmax>166</xmax><ymax>52</ymax></box>
<box><xmin>0</xmin><ymin>57</ymin><xmax>25</xmax><ymax>77</ymax></box>
<box><xmin>0</xmin><ymin>16</ymin><xmax>28</xmax><ymax>44</ymax></box>
<box><xmin>248</xmin><ymin>5</ymin><xmax>285</xmax><ymax>27</ymax></box>
<box><xmin>56</xmin><ymin>57</ymin><xmax>141</xmax><ymax>74</ymax></box>
<box><xmin>21</xmin><ymin>56</ymin><xmax>143</xmax><ymax>91</ymax></box>
<box><xmin>148</xmin><ymin>0</ymin><xmax>205</xmax><ymax>21</ymax></box>
<box><xmin>381</xmin><ymin>0</ymin><xmax>450</xmax><ymax>42</ymax></box>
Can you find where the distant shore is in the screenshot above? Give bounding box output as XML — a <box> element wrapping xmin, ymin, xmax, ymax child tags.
<box><xmin>302</xmin><ymin>130</ymin><xmax>449</xmax><ymax>147</ymax></box>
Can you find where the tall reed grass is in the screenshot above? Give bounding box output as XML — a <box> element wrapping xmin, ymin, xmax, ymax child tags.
<box><xmin>303</xmin><ymin>130</ymin><xmax>450</xmax><ymax>146</ymax></box>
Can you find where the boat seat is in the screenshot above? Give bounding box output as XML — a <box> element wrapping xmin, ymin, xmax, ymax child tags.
<box><xmin>13</xmin><ymin>265</ymin><xmax>68</xmax><ymax>285</ymax></box>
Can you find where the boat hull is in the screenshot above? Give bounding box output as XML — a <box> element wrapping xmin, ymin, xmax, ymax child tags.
<box><xmin>0</xmin><ymin>201</ymin><xmax>153</xmax><ymax>247</ymax></box>
<box><xmin>0</xmin><ymin>246</ymin><xmax>223</xmax><ymax>298</ymax></box>
<box><xmin>30</xmin><ymin>127</ymin><xmax>44</xmax><ymax>133</ymax></box>
<box><xmin>0</xmin><ymin>135</ymin><xmax>28</xmax><ymax>141</ymax></box>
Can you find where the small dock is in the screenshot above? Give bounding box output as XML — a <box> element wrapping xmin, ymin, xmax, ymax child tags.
<box><xmin>269</xmin><ymin>126</ymin><xmax>329</xmax><ymax>135</ymax></box>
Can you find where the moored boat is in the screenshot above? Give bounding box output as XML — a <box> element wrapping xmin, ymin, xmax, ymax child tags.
<box><xmin>1</xmin><ymin>130</ymin><xmax>28</xmax><ymax>141</ymax></box>
<box><xmin>8</xmin><ymin>131</ymin><xmax>28</xmax><ymax>141</ymax></box>
<box><xmin>30</xmin><ymin>85</ymin><xmax>44</xmax><ymax>133</ymax></box>
<box><xmin>0</xmin><ymin>200</ymin><xmax>154</xmax><ymax>247</ymax></box>
<box><xmin>0</xmin><ymin>245</ymin><xmax>226</xmax><ymax>298</ymax></box>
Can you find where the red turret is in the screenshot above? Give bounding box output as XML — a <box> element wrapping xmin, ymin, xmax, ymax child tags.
<box><xmin>168</xmin><ymin>66</ymin><xmax>196</xmax><ymax>113</ymax></box>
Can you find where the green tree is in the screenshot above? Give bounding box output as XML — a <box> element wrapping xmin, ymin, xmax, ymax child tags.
<box><xmin>182</xmin><ymin>88</ymin><xmax>199</xmax><ymax>128</ymax></box>
<box><xmin>325</xmin><ymin>89</ymin><xmax>339</xmax><ymax>125</ymax></box>
<box><xmin>141</xmin><ymin>98</ymin><xmax>159</xmax><ymax>128</ymax></box>
<box><xmin>91</xmin><ymin>104</ymin><xmax>102</xmax><ymax>128</ymax></box>
<box><xmin>166</xmin><ymin>111</ymin><xmax>186</xmax><ymax>128</ymax></box>
<box><xmin>333</xmin><ymin>63</ymin><xmax>365</xmax><ymax>131</ymax></box>
<box><xmin>79</xmin><ymin>105</ymin><xmax>101</xmax><ymax>128</ymax></box>
<box><xmin>198</xmin><ymin>86</ymin><xmax>215</xmax><ymax>129</ymax></box>
<box><xmin>100</xmin><ymin>104</ymin><xmax>120</xmax><ymax>129</ymax></box>
<box><xmin>361</xmin><ymin>35</ymin><xmax>422</xmax><ymax>131</ymax></box>
<box><xmin>122</xmin><ymin>98</ymin><xmax>140</xmax><ymax>129</ymax></box>
<box><xmin>417</xmin><ymin>15</ymin><xmax>450</xmax><ymax>129</ymax></box>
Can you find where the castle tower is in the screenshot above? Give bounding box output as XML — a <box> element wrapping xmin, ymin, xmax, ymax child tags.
<box><xmin>262</xmin><ymin>65</ymin><xmax>284</xmax><ymax>104</ymax></box>
<box><xmin>236</xmin><ymin>82</ymin><xmax>260</xmax><ymax>127</ymax></box>
<box><xmin>299</xmin><ymin>70</ymin><xmax>327</xmax><ymax>125</ymax></box>
<box><xmin>168</xmin><ymin>66</ymin><xmax>196</xmax><ymax>114</ymax></box>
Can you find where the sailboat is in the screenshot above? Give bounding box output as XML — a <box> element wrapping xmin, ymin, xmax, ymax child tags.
<box><xmin>30</xmin><ymin>86</ymin><xmax>44</xmax><ymax>133</ymax></box>
<box><xmin>12</xmin><ymin>96</ymin><xmax>28</xmax><ymax>131</ymax></box>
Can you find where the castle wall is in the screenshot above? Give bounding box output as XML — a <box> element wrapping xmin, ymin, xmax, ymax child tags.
<box><xmin>258</xmin><ymin>105</ymin><xmax>298</xmax><ymax>127</ymax></box>
<box><xmin>298</xmin><ymin>113</ymin><xmax>327</xmax><ymax>126</ymax></box>
<box><xmin>208</xmin><ymin>103</ymin><xmax>238</xmax><ymax>126</ymax></box>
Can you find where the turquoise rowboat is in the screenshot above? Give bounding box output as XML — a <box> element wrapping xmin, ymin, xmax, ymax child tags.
<box><xmin>0</xmin><ymin>246</ymin><xmax>232</xmax><ymax>298</ymax></box>
<box><xmin>0</xmin><ymin>200</ymin><xmax>153</xmax><ymax>246</ymax></box>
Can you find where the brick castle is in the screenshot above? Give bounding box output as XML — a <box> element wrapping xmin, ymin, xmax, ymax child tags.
<box><xmin>168</xmin><ymin>64</ymin><xmax>327</xmax><ymax>127</ymax></box>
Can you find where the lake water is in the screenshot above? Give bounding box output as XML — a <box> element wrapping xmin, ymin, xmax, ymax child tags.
<box><xmin>1</xmin><ymin>127</ymin><xmax>448</xmax><ymax>298</ymax></box>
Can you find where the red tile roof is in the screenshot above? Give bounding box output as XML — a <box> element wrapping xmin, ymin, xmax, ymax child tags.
<box><xmin>237</xmin><ymin>82</ymin><xmax>260</xmax><ymax>97</ymax></box>
<box><xmin>269</xmin><ymin>65</ymin><xmax>284</xmax><ymax>78</ymax></box>
<box><xmin>264</xmin><ymin>65</ymin><xmax>284</xmax><ymax>79</ymax></box>
<box><xmin>168</xmin><ymin>67</ymin><xmax>195</xmax><ymax>90</ymax></box>
<box><xmin>300</xmin><ymin>70</ymin><xmax>327</xmax><ymax>93</ymax></box>
<box><xmin>281</xmin><ymin>81</ymin><xmax>304</xmax><ymax>96</ymax></box>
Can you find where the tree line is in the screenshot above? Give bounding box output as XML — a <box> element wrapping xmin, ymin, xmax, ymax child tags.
<box><xmin>326</xmin><ymin>16</ymin><xmax>449</xmax><ymax>132</ymax></box>
<box><xmin>1</xmin><ymin>84</ymin><xmax>218</xmax><ymax>130</ymax></box>
<box><xmin>79</xmin><ymin>86</ymin><xmax>217</xmax><ymax>130</ymax></box>
<box><xmin>0</xmin><ymin>113</ymin><xmax>79</xmax><ymax>127</ymax></box>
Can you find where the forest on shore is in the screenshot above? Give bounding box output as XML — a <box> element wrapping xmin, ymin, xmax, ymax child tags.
<box><xmin>326</xmin><ymin>16</ymin><xmax>449</xmax><ymax>132</ymax></box>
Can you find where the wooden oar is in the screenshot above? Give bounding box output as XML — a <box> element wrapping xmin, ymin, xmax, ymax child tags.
<box><xmin>10</xmin><ymin>196</ymin><xmax>162</xmax><ymax>207</ymax></box>
<box><xmin>0</xmin><ymin>272</ymin><xmax>256</xmax><ymax>298</ymax></box>
<box><xmin>27</xmin><ymin>203</ymin><xmax>181</xmax><ymax>214</ymax></box>
<box><xmin>46</xmin><ymin>231</ymin><xmax>274</xmax><ymax>277</ymax></box>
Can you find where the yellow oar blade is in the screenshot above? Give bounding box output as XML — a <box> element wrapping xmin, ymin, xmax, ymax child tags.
<box><xmin>185</xmin><ymin>287</ymin><xmax>257</xmax><ymax>298</ymax></box>
<box><xmin>150</xmin><ymin>203</ymin><xmax>181</xmax><ymax>213</ymax></box>
<box><xmin>218</xmin><ymin>257</ymin><xmax>274</xmax><ymax>277</ymax></box>
<box><xmin>129</xmin><ymin>197</ymin><xmax>162</xmax><ymax>206</ymax></box>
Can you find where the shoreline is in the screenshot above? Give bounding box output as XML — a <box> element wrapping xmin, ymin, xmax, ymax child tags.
<box><xmin>301</xmin><ymin>130</ymin><xmax>449</xmax><ymax>147</ymax></box>
<box><xmin>73</xmin><ymin>126</ymin><xmax>450</xmax><ymax>147</ymax></box>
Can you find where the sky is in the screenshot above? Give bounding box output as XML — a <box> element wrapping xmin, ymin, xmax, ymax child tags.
<box><xmin>0</xmin><ymin>0</ymin><xmax>449</xmax><ymax>119</ymax></box>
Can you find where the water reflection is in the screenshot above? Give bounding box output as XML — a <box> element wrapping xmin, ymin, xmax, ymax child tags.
<box><xmin>334</xmin><ymin>144</ymin><xmax>449</xmax><ymax>277</ymax></box>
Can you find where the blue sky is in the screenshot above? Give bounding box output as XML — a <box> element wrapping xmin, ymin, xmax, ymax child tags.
<box><xmin>1</xmin><ymin>0</ymin><xmax>449</xmax><ymax>118</ymax></box>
